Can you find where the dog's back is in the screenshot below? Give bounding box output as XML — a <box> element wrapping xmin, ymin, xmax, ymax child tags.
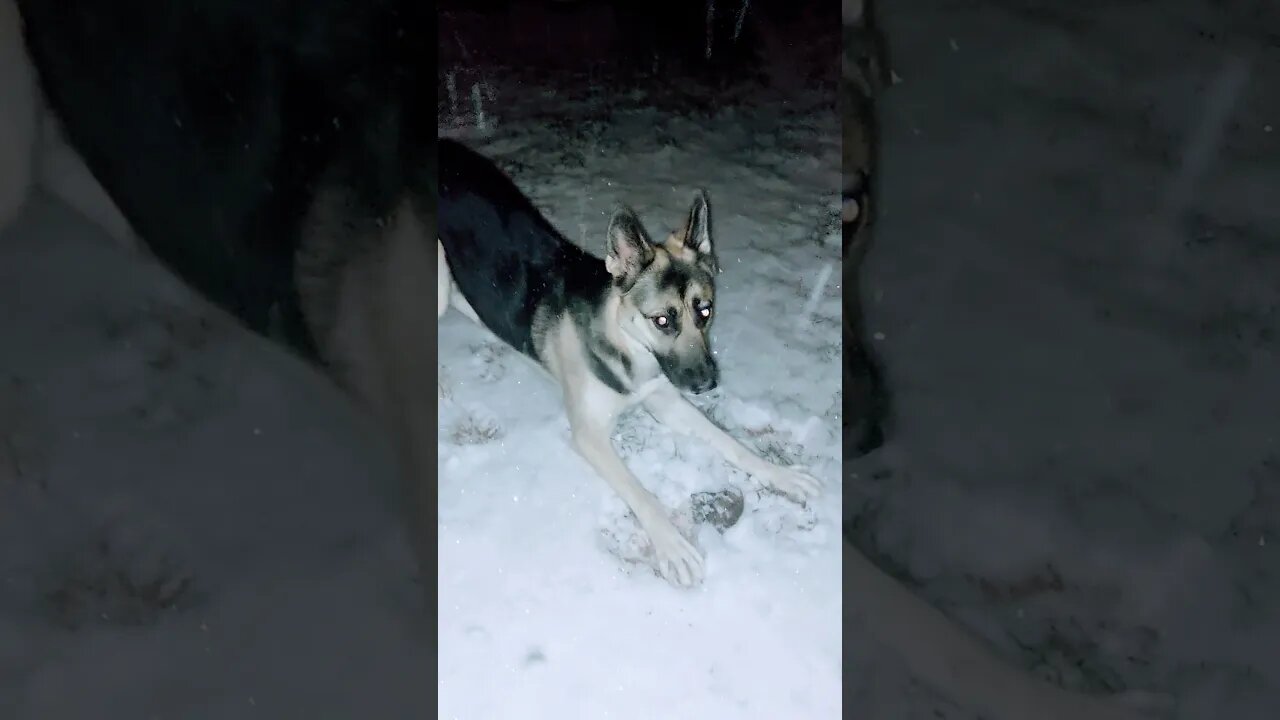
<box><xmin>437</xmin><ymin>139</ymin><xmax>609</xmax><ymax>359</ymax></box>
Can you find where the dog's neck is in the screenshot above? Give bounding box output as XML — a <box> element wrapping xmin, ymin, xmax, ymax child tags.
<box><xmin>600</xmin><ymin>288</ymin><xmax>662</xmax><ymax>394</ymax></box>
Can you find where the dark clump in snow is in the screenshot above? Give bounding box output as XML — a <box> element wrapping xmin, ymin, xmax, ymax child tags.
<box><xmin>689</xmin><ymin>487</ymin><xmax>747</xmax><ymax>532</ymax></box>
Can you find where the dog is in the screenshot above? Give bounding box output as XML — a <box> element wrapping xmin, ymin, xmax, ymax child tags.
<box><xmin>6</xmin><ymin>0</ymin><xmax>439</xmax><ymax>584</ymax></box>
<box><xmin>437</xmin><ymin>138</ymin><xmax>821</xmax><ymax>586</ymax></box>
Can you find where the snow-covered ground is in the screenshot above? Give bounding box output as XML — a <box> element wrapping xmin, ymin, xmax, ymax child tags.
<box><xmin>437</xmin><ymin>63</ymin><xmax>844</xmax><ymax>718</ymax></box>
<box><xmin>848</xmin><ymin>0</ymin><xmax>1279</xmax><ymax>717</ymax></box>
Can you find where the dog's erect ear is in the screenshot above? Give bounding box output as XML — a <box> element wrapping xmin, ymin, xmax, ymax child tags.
<box><xmin>683</xmin><ymin>190</ymin><xmax>717</xmax><ymax>273</ymax></box>
<box><xmin>605</xmin><ymin>206</ymin><xmax>654</xmax><ymax>290</ymax></box>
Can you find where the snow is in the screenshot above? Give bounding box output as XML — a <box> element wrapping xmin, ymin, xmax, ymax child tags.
<box><xmin>1</xmin><ymin>0</ymin><xmax>1276</xmax><ymax>717</ymax></box>
<box><xmin>437</xmin><ymin>66</ymin><xmax>843</xmax><ymax>718</ymax></box>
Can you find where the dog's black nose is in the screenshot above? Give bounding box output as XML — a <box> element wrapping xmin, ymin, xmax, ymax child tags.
<box><xmin>690</xmin><ymin>376</ymin><xmax>718</xmax><ymax>394</ymax></box>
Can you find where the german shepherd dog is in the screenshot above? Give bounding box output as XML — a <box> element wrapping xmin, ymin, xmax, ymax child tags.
<box><xmin>437</xmin><ymin>138</ymin><xmax>821</xmax><ymax>587</ymax></box>
<box><xmin>4</xmin><ymin>0</ymin><xmax>439</xmax><ymax>581</ymax></box>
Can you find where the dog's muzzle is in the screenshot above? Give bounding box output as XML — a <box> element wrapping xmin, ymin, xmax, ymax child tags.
<box><xmin>658</xmin><ymin>351</ymin><xmax>719</xmax><ymax>394</ymax></box>
<box><xmin>678</xmin><ymin>359</ymin><xmax>719</xmax><ymax>395</ymax></box>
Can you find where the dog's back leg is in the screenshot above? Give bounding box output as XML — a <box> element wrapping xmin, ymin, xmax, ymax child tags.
<box><xmin>436</xmin><ymin>238</ymin><xmax>482</xmax><ymax>400</ymax></box>
<box><xmin>436</xmin><ymin>238</ymin><xmax>481</xmax><ymax>325</ymax></box>
<box><xmin>0</xmin><ymin>0</ymin><xmax>36</xmax><ymax>232</ymax></box>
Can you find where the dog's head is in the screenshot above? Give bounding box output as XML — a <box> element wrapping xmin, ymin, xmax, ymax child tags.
<box><xmin>605</xmin><ymin>191</ymin><xmax>720</xmax><ymax>394</ymax></box>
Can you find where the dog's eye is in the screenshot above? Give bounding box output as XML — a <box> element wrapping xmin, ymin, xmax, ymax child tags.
<box><xmin>698</xmin><ymin>304</ymin><xmax>713</xmax><ymax>318</ymax></box>
<box><xmin>652</xmin><ymin>314</ymin><xmax>670</xmax><ymax>328</ymax></box>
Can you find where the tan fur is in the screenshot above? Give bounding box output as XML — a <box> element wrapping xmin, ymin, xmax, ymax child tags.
<box><xmin>661</xmin><ymin>231</ymin><xmax>697</xmax><ymax>262</ymax></box>
<box><xmin>540</xmin><ymin>311</ymin><xmax>706</xmax><ymax>584</ymax></box>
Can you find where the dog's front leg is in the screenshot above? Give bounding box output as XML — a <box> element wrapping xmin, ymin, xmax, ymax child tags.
<box><xmin>643</xmin><ymin>381</ymin><xmax>822</xmax><ymax>501</ymax></box>
<box><xmin>565</xmin><ymin>382</ymin><xmax>706</xmax><ymax>587</ymax></box>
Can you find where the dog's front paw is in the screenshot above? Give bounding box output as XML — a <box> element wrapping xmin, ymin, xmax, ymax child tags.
<box><xmin>645</xmin><ymin>519</ymin><xmax>705</xmax><ymax>587</ymax></box>
<box><xmin>758</xmin><ymin>465</ymin><xmax>822</xmax><ymax>502</ymax></box>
